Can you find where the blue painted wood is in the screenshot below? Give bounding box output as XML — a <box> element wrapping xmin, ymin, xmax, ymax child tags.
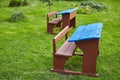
<box><xmin>57</xmin><ymin>8</ymin><xmax>77</xmax><ymax>14</ymax></box>
<box><xmin>68</xmin><ymin>23</ymin><xmax>103</xmax><ymax>42</ymax></box>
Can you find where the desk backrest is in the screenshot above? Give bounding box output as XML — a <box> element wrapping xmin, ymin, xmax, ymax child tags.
<box><xmin>47</xmin><ymin>11</ymin><xmax>58</xmax><ymax>17</ymax></box>
<box><xmin>69</xmin><ymin>23</ymin><xmax>103</xmax><ymax>42</ymax></box>
<box><xmin>53</xmin><ymin>26</ymin><xmax>70</xmax><ymax>54</ymax></box>
<box><xmin>47</xmin><ymin>11</ymin><xmax>58</xmax><ymax>23</ymax></box>
<box><xmin>53</xmin><ymin>26</ymin><xmax>69</xmax><ymax>44</ymax></box>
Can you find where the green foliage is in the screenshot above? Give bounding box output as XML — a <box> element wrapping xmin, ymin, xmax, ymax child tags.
<box><xmin>81</xmin><ymin>1</ymin><xmax>107</xmax><ymax>11</ymax></box>
<box><xmin>39</xmin><ymin>0</ymin><xmax>59</xmax><ymax>3</ymax></box>
<box><xmin>9</xmin><ymin>0</ymin><xmax>28</xmax><ymax>7</ymax></box>
<box><xmin>75</xmin><ymin>1</ymin><xmax>108</xmax><ymax>14</ymax></box>
<box><xmin>39</xmin><ymin>0</ymin><xmax>49</xmax><ymax>3</ymax></box>
<box><xmin>76</xmin><ymin>6</ymin><xmax>92</xmax><ymax>14</ymax></box>
<box><xmin>9</xmin><ymin>12</ymin><xmax>25</xmax><ymax>22</ymax></box>
<box><xmin>61</xmin><ymin>0</ymin><xmax>86</xmax><ymax>1</ymax></box>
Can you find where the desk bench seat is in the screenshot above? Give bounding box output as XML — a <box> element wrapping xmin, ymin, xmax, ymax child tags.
<box><xmin>52</xmin><ymin>26</ymin><xmax>77</xmax><ymax>73</ymax></box>
<box><xmin>51</xmin><ymin>23</ymin><xmax>103</xmax><ymax>76</ymax></box>
<box><xmin>49</xmin><ymin>18</ymin><xmax>62</xmax><ymax>24</ymax></box>
<box><xmin>55</xmin><ymin>39</ymin><xmax>76</xmax><ymax>57</ymax></box>
<box><xmin>47</xmin><ymin>11</ymin><xmax>62</xmax><ymax>33</ymax></box>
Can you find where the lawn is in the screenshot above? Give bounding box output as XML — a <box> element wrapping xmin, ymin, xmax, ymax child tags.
<box><xmin>0</xmin><ymin>0</ymin><xmax>120</xmax><ymax>80</ymax></box>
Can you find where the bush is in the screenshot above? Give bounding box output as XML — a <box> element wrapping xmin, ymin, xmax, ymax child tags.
<box><xmin>77</xmin><ymin>6</ymin><xmax>92</xmax><ymax>14</ymax></box>
<box><xmin>39</xmin><ymin>0</ymin><xmax>49</xmax><ymax>3</ymax></box>
<box><xmin>9</xmin><ymin>0</ymin><xmax>28</xmax><ymax>7</ymax></box>
<box><xmin>81</xmin><ymin>1</ymin><xmax>107</xmax><ymax>11</ymax></box>
<box><xmin>9</xmin><ymin>12</ymin><xmax>25</xmax><ymax>22</ymax></box>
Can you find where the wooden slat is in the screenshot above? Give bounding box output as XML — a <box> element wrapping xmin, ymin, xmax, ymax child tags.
<box><xmin>55</xmin><ymin>39</ymin><xmax>77</xmax><ymax>57</ymax></box>
<box><xmin>49</xmin><ymin>18</ymin><xmax>62</xmax><ymax>24</ymax></box>
<box><xmin>54</xmin><ymin>26</ymin><xmax>69</xmax><ymax>44</ymax></box>
<box><xmin>56</xmin><ymin>39</ymin><xmax>71</xmax><ymax>55</ymax></box>
<box><xmin>47</xmin><ymin>11</ymin><xmax>58</xmax><ymax>17</ymax></box>
<box><xmin>65</xmin><ymin>42</ymin><xmax>76</xmax><ymax>56</ymax></box>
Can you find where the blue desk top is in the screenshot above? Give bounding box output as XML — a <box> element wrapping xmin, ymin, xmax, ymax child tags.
<box><xmin>57</xmin><ymin>8</ymin><xmax>77</xmax><ymax>14</ymax></box>
<box><xmin>68</xmin><ymin>23</ymin><xmax>103</xmax><ymax>42</ymax></box>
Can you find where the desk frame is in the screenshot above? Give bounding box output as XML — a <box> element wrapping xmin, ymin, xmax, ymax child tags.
<box><xmin>51</xmin><ymin>39</ymin><xmax>99</xmax><ymax>77</ymax></box>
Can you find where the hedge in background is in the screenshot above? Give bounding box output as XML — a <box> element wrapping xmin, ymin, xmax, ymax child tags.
<box><xmin>9</xmin><ymin>0</ymin><xmax>28</xmax><ymax>7</ymax></box>
<box><xmin>75</xmin><ymin>1</ymin><xmax>108</xmax><ymax>14</ymax></box>
<box><xmin>81</xmin><ymin>1</ymin><xmax>107</xmax><ymax>11</ymax></box>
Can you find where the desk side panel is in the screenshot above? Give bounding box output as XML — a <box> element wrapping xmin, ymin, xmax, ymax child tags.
<box><xmin>70</xmin><ymin>11</ymin><xmax>76</xmax><ymax>20</ymax></box>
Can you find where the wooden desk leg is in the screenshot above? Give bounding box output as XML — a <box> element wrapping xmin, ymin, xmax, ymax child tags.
<box><xmin>52</xmin><ymin>55</ymin><xmax>82</xmax><ymax>75</ymax></box>
<box><xmin>70</xmin><ymin>17</ymin><xmax>76</xmax><ymax>28</ymax></box>
<box><xmin>75</xmin><ymin>40</ymin><xmax>99</xmax><ymax>77</ymax></box>
<box><xmin>47</xmin><ymin>24</ymin><xmax>54</xmax><ymax>33</ymax></box>
<box><xmin>53</xmin><ymin>55</ymin><xmax>68</xmax><ymax>71</ymax></box>
<box><xmin>62</xmin><ymin>14</ymin><xmax>70</xmax><ymax>29</ymax></box>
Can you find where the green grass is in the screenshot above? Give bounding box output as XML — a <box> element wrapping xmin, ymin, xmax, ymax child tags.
<box><xmin>0</xmin><ymin>0</ymin><xmax>120</xmax><ymax>80</ymax></box>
